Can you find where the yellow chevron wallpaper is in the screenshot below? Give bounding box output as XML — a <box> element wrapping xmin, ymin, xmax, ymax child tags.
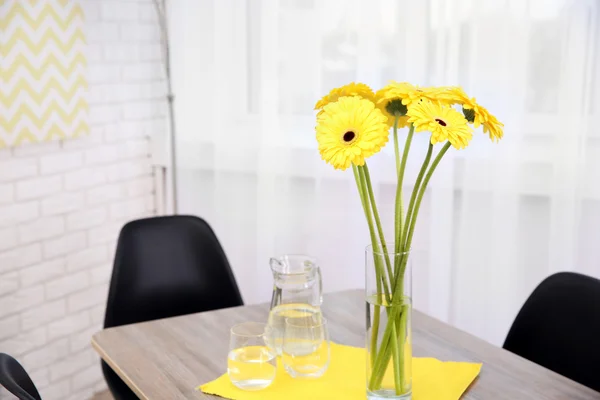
<box><xmin>0</xmin><ymin>0</ymin><xmax>89</xmax><ymax>148</ymax></box>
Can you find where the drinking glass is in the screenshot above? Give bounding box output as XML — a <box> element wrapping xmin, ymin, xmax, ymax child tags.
<box><xmin>265</xmin><ymin>303</ymin><xmax>322</xmax><ymax>356</ymax></box>
<box><xmin>228</xmin><ymin>322</ymin><xmax>276</xmax><ymax>390</ymax></box>
<box><xmin>282</xmin><ymin>316</ymin><xmax>330</xmax><ymax>378</ymax></box>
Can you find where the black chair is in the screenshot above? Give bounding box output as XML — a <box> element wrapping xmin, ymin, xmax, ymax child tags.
<box><xmin>503</xmin><ymin>272</ymin><xmax>600</xmax><ymax>392</ymax></box>
<box><xmin>102</xmin><ymin>215</ymin><xmax>243</xmax><ymax>399</ymax></box>
<box><xmin>0</xmin><ymin>353</ymin><xmax>41</xmax><ymax>400</ymax></box>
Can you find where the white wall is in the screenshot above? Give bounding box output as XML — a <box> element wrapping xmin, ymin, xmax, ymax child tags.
<box><xmin>0</xmin><ymin>1</ymin><xmax>164</xmax><ymax>399</ymax></box>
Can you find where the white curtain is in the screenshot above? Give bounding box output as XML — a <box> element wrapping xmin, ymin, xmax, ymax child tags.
<box><xmin>168</xmin><ymin>0</ymin><xmax>599</xmax><ymax>346</ymax></box>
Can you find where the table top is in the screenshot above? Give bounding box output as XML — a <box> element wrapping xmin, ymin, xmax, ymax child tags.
<box><xmin>92</xmin><ymin>289</ymin><xmax>600</xmax><ymax>400</ymax></box>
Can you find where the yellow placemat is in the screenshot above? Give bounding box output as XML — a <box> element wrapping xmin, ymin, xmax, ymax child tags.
<box><xmin>199</xmin><ymin>343</ymin><xmax>481</xmax><ymax>400</ymax></box>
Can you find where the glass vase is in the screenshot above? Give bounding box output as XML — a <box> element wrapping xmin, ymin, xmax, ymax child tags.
<box><xmin>366</xmin><ymin>245</ymin><xmax>412</xmax><ymax>400</ymax></box>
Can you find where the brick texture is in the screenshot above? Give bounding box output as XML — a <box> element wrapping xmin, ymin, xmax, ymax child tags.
<box><xmin>0</xmin><ymin>0</ymin><xmax>162</xmax><ymax>398</ymax></box>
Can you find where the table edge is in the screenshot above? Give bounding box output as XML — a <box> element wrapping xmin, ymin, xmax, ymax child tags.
<box><xmin>91</xmin><ymin>335</ymin><xmax>150</xmax><ymax>400</ymax></box>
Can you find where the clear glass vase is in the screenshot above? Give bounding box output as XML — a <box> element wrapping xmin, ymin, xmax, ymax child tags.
<box><xmin>365</xmin><ymin>245</ymin><xmax>412</xmax><ymax>400</ymax></box>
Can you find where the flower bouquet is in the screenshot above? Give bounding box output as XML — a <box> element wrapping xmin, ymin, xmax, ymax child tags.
<box><xmin>314</xmin><ymin>82</ymin><xmax>503</xmax><ymax>399</ymax></box>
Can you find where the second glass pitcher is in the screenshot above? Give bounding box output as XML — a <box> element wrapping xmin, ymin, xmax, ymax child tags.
<box><xmin>266</xmin><ymin>255</ymin><xmax>323</xmax><ymax>355</ymax></box>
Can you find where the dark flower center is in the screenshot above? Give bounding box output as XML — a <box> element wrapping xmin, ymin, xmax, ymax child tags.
<box><xmin>435</xmin><ymin>118</ymin><xmax>447</xmax><ymax>127</ymax></box>
<box><xmin>343</xmin><ymin>131</ymin><xmax>356</xmax><ymax>142</ymax></box>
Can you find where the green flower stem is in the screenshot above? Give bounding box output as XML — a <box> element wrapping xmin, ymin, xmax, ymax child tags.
<box><xmin>399</xmin><ymin>141</ymin><xmax>452</xmax><ymax>279</ymax></box>
<box><xmin>353</xmin><ymin>166</ymin><xmax>391</xmax><ymax>303</ymax></box>
<box><xmin>369</xmin><ymin>301</ymin><xmax>410</xmax><ymax>391</ymax></box>
<box><xmin>353</xmin><ymin>165</ymin><xmax>382</xmax><ymax>367</ymax></box>
<box><xmin>394</xmin><ymin>124</ymin><xmax>415</xmax><ymax>278</ymax></box>
<box><xmin>358</xmin><ymin>167</ymin><xmax>392</xmax><ymax>302</ymax></box>
<box><xmin>391</xmin><ymin>323</ymin><xmax>402</xmax><ymax>394</ymax></box>
<box><xmin>401</xmin><ymin>142</ymin><xmax>433</xmax><ymax>249</ymax></box>
<box><xmin>393</xmin><ymin>142</ymin><xmax>433</xmax><ymax>291</ymax></box>
<box><xmin>393</xmin><ymin>117</ymin><xmax>400</xmax><ymax>176</ymax></box>
<box><xmin>370</xmin><ymin>227</ymin><xmax>414</xmax><ymax>391</ymax></box>
<box><xmin>396</xmin><ymin>303</ymin><xmax>408</xmax><ymax>391</ymax></box>
<box><xmin>368</xmin><ymin>305</ymin><xmax>401</xmax><ymax>389</ymax></box>
<box><xmin>370</xmin><ymin>303</ymin><xmax>381</xmax><ymax>368</ymax></box>
<box><xmin>362</xmin><ymin>164</ymin><xmax>394</xmax><ymax>284</ymax></box>
<box><xmin>369</xmin><ymin>279</ymin><xmax>408</xmax><ymax>391</ymax></box>
<box><xmin>392</xmin><ymin>117</ymin><xmax>402</xmax><ymax>281</ymax></box>
<box><xmin>353</xmin><ymin>165</ymin><xmax>384</xmax><ymax>297</ymax></box>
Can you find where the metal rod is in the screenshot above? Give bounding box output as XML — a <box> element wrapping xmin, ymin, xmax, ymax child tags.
<box><xmin>153</xmin><ymin>0</ymin><xmax>178</xmax><ymax>214</ymax></box>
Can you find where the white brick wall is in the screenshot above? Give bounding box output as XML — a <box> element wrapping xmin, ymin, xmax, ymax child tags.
<box><xmin>0</xmin><ymin>0</ymin><xmax>164</xmax><ymax>398</ymax></box>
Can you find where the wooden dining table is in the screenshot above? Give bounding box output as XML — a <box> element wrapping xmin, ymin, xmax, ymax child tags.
<box><xmin>92</xmin><ymin>289</ymin><xmax>600</xmax><ymax>399</ymax></box>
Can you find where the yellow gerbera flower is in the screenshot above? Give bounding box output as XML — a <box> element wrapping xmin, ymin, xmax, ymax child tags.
<box><xmin>460</xmin><ymin>97</ymin><xmax>504</xmax><ymax>142</ymax></box>
<box><xmin>459</xmin><ymin>96</ymin><xmax>486</xmax><ymax>127</ymax></box>
<box><xmin>314</xmin><ymin>82</ymin><xmax>375</xmax><ymax>111</ymax></box>
<box><xmin>375</xmin><ymin>82</ymin><xmax>454</xmax><ymax>127</ymax></box>
<box><xmin>407</xmin><ymin>101</ymin><xmax>473</xmax><ymax>149</ymax></box>
<box><xmin>374</xmin><ymin>82</ymin><xmax>413</xmax><ymax>128</ymax></box>
<box><xmin>316</xmin><ymin>96</ymin><xmax>389</xmax><ymax>170</ymax></box>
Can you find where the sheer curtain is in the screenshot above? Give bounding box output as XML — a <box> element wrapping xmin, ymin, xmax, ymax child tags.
<box><xmin>168</xmin><ymin>0</ymin><xmax>599</xmax><ymax>345</ymax></box>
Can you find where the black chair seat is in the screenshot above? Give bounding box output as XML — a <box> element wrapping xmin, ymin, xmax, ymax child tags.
<box><xmin>102</xmin><ymin>215</ymin><xmax>243</xmax><ymax>399</ymax></box>
<box><xmin>0</xmin><ymin>353</ymin><xmax>41</xmax><ymax>400</ymax></box>
<box><xmin>504</xmin><ymin>272</ymin><xmax>600</xmax><ymax>392</ymax></box>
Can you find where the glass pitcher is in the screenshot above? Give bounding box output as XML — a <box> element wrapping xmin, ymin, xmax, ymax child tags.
<box><xmin>266</xmin><ymin>255</ymin><xmax>323</xmax><ymax>355</ymax></box>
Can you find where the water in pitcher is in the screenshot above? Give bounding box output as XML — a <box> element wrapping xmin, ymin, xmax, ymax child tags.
<box><xmin>265</xmin><ymin>303</ymin><xmax>322</xmax><ymax>356</ymax></box>
<box><xmin>227</xmin><ymin>346</ymin><xmax>276</xmax><ymax>390</ymax></box>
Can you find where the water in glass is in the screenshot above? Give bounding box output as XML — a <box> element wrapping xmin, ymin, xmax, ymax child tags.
<box><xmin>265</xmin><ymin>303</ymin><xmax>321</xmax><ymax>356</ymax></box>
<box><xmin>282</xmin><ymin>316</ymin><xmax>330</xmax><ymax>378</ymax></box>
<box><xmin>228</xmin><ymin>322</ymin><xmax>276</xmax><ymax>390</ymax></box>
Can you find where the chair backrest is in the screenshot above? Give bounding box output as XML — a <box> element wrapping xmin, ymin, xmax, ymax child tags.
<box><xmin>503</xmin><ymin>272</ymin><xmax>600</xmax><ymax>391</ymax></box>
<box><xmin>0</xmin><ymin>353</ymin><xmax>41</xmax><ymax>400</ymax></box>
<box><xmin>104</xmin><ymin>215</ymin><xmax>243</xmax><ymax>329</ymax></box>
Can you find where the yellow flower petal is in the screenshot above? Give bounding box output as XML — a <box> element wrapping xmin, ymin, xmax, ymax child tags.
<box><xmin>315</xmin><ymin>83</ymin><xmax>375</xmax><ymax>111</ymax></box>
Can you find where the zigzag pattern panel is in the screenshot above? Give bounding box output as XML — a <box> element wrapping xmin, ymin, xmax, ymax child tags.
<box><xmin>0</xmin><ymin>0</ymin><xmax>89</xmax><ymax>148</ymax></box>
